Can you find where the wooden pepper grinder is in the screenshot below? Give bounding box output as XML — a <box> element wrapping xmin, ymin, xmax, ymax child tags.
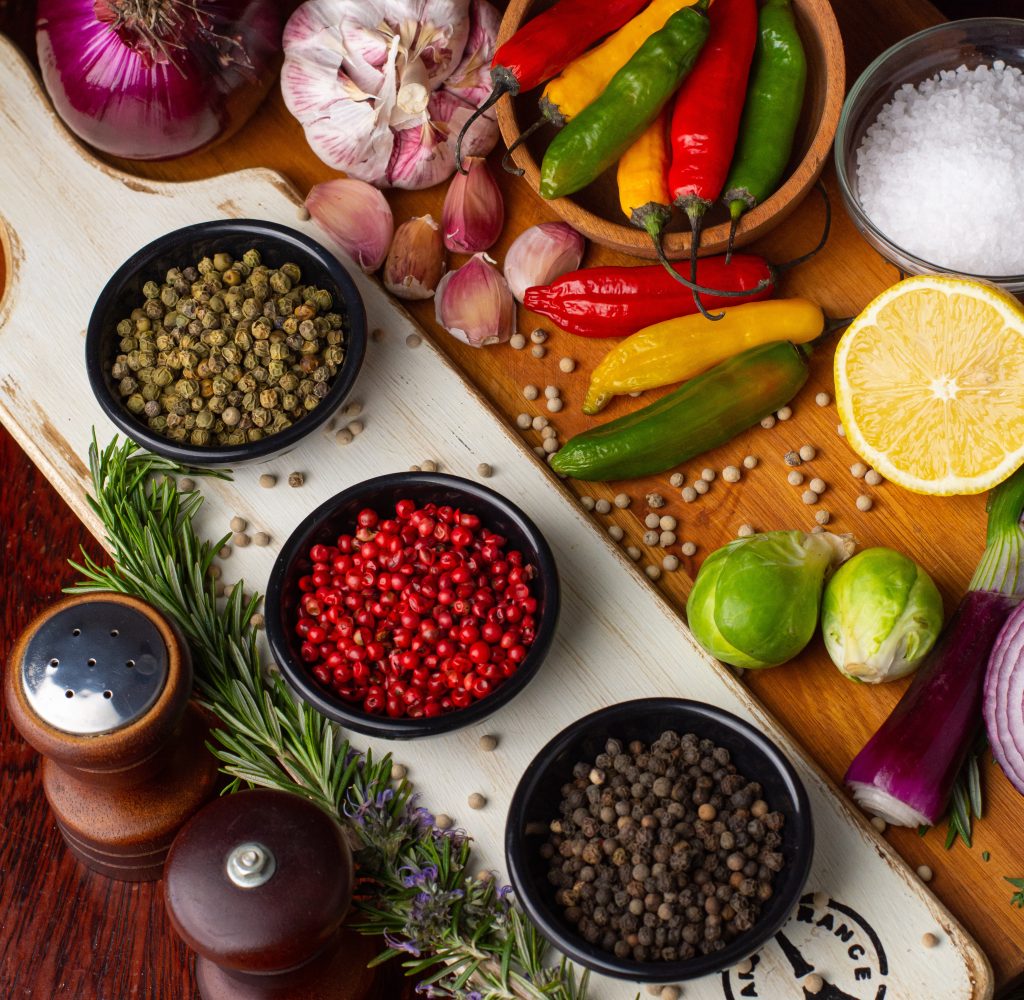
<box><xmin>164</xmin><ymin>789</ymin><xmax>378</xmax><ymax>1000</ymax></box>
<box><xmin>4</xmin><ymin>592</ymin><xmax>221</xmax><ymax>880</ymax></box>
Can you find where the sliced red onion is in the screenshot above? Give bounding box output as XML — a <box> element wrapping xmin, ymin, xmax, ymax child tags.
<box><xmin>984</xmin><ymin>600</ymin><xmax>1024</xmax><ymax>794</ymax></box>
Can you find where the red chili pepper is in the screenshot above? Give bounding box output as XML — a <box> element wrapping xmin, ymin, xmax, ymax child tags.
<box><xmin>455</xmin><ymin>0</ymin><xmax>650</xmax><ymax>171</ymax></box>
<box><xmin>523</xmin><ymin>255</ymin><xmax>777</xmax><ymax>338</ymax></box>
<box><xmin>665</xmin><ymin>0</ymin><xmax>758</xmax><ymax>316</ymax></box>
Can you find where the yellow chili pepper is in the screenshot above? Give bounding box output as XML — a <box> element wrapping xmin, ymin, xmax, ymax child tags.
<box><xmin>541</xmin><ymin>0</ymin><xmax>695</xmax><ymax>125</ymax></box>
<box><xmin>582</xmin><ymin>298</ymin><xmax>824</xmax><ymax>414</ymax></box>
<box><xmin>617</xmin><ymin>109</ymin><xmax>672</xmax><ymax>241</ymax></box>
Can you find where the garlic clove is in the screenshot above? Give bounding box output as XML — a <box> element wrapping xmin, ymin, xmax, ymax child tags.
<box><xmin>442</xmin><ymin>155</ymin><xmax>504</xmax><ymax>254</ymax></box>
<box><xmin>384</xmin><ymin>215</ymin><xmax>446</xmax><ymax>300</ymax></box>
<box><xmin>305</xmin><ymin>178</ymin><xmax>394</xmax><ymax>273</ymax></box>
<box><xmin>504</xmin><ymin>222</ymin><xmax>586</xmax><ymax>302</ymax></box>
<box><xmin>435</xmin><ymin>252</ymin><xmax>515</xmax><ymax>347</ymax></box>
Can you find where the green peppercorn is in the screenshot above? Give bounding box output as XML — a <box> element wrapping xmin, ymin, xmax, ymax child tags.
<box><xmin>142</xmin><ymin>281</ymin><xmax>160</xmax><ymax>300</ymax></box>
<box><xmin>126</xmin><ymin>393</ymin><xmax>145</xmax><ymax>414</ymax></box>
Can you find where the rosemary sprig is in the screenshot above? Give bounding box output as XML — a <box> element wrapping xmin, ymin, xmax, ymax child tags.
<box><xmin>1007</xmin><ymin>878</ymin><xmax>1024</xmax><ymax>909</ymax></box>
<box><xmin>66</xmin><ymin>434</ymin><xmax>590</xmax><ymax>1000</ymax></box>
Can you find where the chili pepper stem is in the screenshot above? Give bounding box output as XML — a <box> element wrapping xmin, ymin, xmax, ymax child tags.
<box><xmin>456</xmin><ymin>69</ymin><xmax>519</xmax><ymax>174</ymax></box>
<box><xmin>725</xmin><ymin>199</ymin><xmax>747</xmax><ymax>264</ymax></box>
<box><xmin>653</xmin><ymin>238</ymin><xmax>775</xmax><ymax>301</ymax></box>
<box><xmin>774</xmin><ymin>182</ymin><xmax>833</xmax><ymax>272</ymax></box>
<box><xmin>681</xmin><ymin>200</ymin><xmax>724</xmax><ymax>322</ymax></box>
<box><xmin>502</xmin><ymin>118</ymin><xmax>548</xmax><ymax>176</ymax></box>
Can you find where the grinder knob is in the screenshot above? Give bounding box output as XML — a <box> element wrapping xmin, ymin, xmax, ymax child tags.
<box><xmin>165</xmin><ymin>789</ymin><xmax>376</xmax><ymax>1000</ymax></box>
<box><xmin>4</xmin><ymin>593</ymin><xmax>220</xmax><ymax>880</ymax></box>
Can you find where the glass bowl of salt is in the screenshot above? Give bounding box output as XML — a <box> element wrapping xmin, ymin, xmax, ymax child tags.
<box><xmin>835</xmin><ymin>17</ymin><xmax>1024</xmax><ymax>295</ymax></box>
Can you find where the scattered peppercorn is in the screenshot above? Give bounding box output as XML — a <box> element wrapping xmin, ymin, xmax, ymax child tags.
<box><xmin>288</xmin><ymin>471</ymin><xmax>305</xmax><ymax>488</ymax></box>
<box><xmin>646</xmin><ymin>492</ymin><xmax>666</xmax><ymax>509</ymax></box>
<box><xmin>531</xmin><ymin>344</ymin><xmax>547</xmax><ymax>359</ymax></box>
<box><xmin>468</xmin><ymin>791</ymin><xmax>487</xmax><ymax>809</ymax></box>
<box><xmin>776</xmin><ymin>406</ymin><xmax>792</xmax><ymax>421</ymax></box>
<box><xmin>760</xmin><ymin>415</ymin><xmax>776</xmax><ymax>429</ymax></box>
<box><xmin>626</xmin><ymin>545</ymin><xmax>642</xmax><ymax>561</ymax></box>
<box><xmin>669</xmin><ymin>473</ymin><xmax>685</xmax><ymax>488</ymax></box>
<box><xmin>609</xmin><ymin>525</ymin><xmax>625</xmax><ymax>542</ymax></box>
<box><xmin>922</xmin><ymin>932</ymin><xmax>939</xmax><ymax>948</ymax></box>
<box><xmin>799</xmin><ymin>445</ymin><xmax>816</xmax><ymax>462</ymax></box>
<box><xmin>335</xmin><ymin>428</ymin><xmax>354</xmax><ymax>445</ymax></box>
<box><xmin>391</xmin><ymin>763</ymin><xmax>408</xmax><ymax>780</ymax></box>
<box><xmin>543</xmin><ymin>731</ymin><xmax>786</xmax><ymax>963</ymax></box>
<box><xmin>406</xmin><ymin>333</ymin><xmax>422</xmax><ymax>348</ymax></box>
<box><xmin>233</xmin><ymin>531</ymin><xmax>251</xmax><ymax>547</ymax></box>
<box><xmin>109</xmin><ymin>249</ymin><xmax>347</xmax><ymax>448</ymax></box>
<box><xmin>544</xmin><ymin>385</ymin><xmax>560</xmax><ymax>400</ymax></box>
<box><xmin>559</xmin><ymin>357</ymin><xmax>577</xmax><ymax>373</ymax></box>
<box><xmin>870</xmin><ymin>816</ymin><xmax>886</xmax><ymax>833</ymax></box>
<box><xmin>348</xmin><ymin>420</ymin><xmax>364</xmax><ymax>436</ymax></box>
<box><xmin>787</xmin><ymin>470</ymin><xmax>805</xmax><ymax>486</ymax></box>
<box><xmin>253</xmin><ymin>531</ymin><xmax>271</xmax><ymax>546</ymax></box>
<box><xmin>421</xmin><ymin>459</ymin><xmax>439</xmax><ymax>473</ymax></box>
<box><xmin>643</xmin><ymin>530</ymin><xmax>660</xmax><ymax>546</ymax></box>
<box><xmin>814</xmin><ymin>510</ymin><xmax>831</xmax><ymax>526</ymax></box>
<box><xmin>784</xmin><ymin>451</ymin><xmax>802</xmax><ymax>467</ymax></box>
<box><xmin>477</xmin><ymin>463</ymin><xmax>493</xmax><ymax>478</ymax></box>
<box><xmin>916</xmin><ymin>865</ymin><xmax>933</xmax><ymax>882</ymax></box>
<box><xmin>722</xmin><ymin>465</ymin><xmax>740</xmax><ymax>483</ymax></box>
<box><xmin>179</xmin><ymin>477</ymin><xmax>196</xmax><ymax>492</ymax></box>
<box><xmin>850</xmin><ymin>462</ymin><xmax>867</xmax><ymax>478</ymax></box>
<box><xmin>693</xmin><ymin>480</ymin><xmax>709</xmax><ymax>496</ymax></box>
<box><xmin>742</xmin><ymin>455</ymin><xmax>758</xmax><ymax>470</ymax></box>
<box><xmin>663</xmin><ymin>554</ymin><xmax>680</xmax><ymax>572</ymax></box>
<box><xmin>805</xmin><ymin>973</ymin><xmax>824</xmax><ymax>994</ymax></box>
<box><xmin>524</xmin><ymin>384</ymin><xmax>540</xmax><ymax>400</ymax></box>
<box><xmin>700</xmin><ymin>468</ymin><xmax>715</xmax><ymax>482</ymax></box>
<box><xmin>219</xmin><ymin>545</ymin><xmax>232</xmax><ymax>559</ymax></box>
<box><xmin>580</xmin><ymin>496</ymin><xmax>596</xmax><ymax>511</ymax></box>
<box><xmin>681</xmin><ymin>542</ymin><xmax>697</xmax><ymax>557</ymax></box>
<box><xmin>645</xmin><ymin>513</ymin><xmax>661</xmax><ymax>529</ymax></box>
<box><xmin>516</xmin><ymin>413</ymin><xmax>532</xmax><ymax>429</ymax></box>
<box><xmin>614</xmin><ymin>493</ymin><xmax>632</xmax><ymax>509</ymax></box>
<box><xmin>815</xmin><ymin>392</ymin><xmax>831</xmax><ymax>406</ymax></box>
<box><xmin>808</xmin><ymin>478</ymin><xmax>826</xmax><ymax>495</ymax></box>
<box><xmin>682</xmin><ymin>487</ymin><xmax>697</xmax><ymax>503</ymax></box>
<box><xmin>510</xmin><ymin>333</ymin><xmax>526</xmax><ymax>350</ymax></box>
<box><xmin>856</xmin><ymin>494</ymin><xmax>874</xmax><ymax>511</ymax></box>
<box><xmin>435</xmin><ymin>814</ymin><xmax>453</xmax><ymax>830</ymax></box>
<box><xmin>230</xmin><ymin>515</ymin><xmax>247</xmax><ymax>532</ymax></box>
<box><xmin>801</xmin><ymin>490</ymin><xmax>818</xmax><ymax>505</ymax></box>
<box><xmin>547</xmin><ymin>398</ymin><xmax>564</xmax><ymax>413</ymax></box>
<box><xmin>660</xmin><ymin>531</ymin><xmax>677</xmax><ymax>548</ymax></box>
<box><xmin>737</xmin><ymin>524</ymin><xmax>754</xmax><ymax>537</ymax></box>
<box><xmin>595</xmin><ymin>499</ymin><xmax>612</xmax><ymax>515</ymax></box>
<box><xmin>532</xmin><ymin>415</ymin><xmax>549</xmax><ymax>431</ymax></box>
<box><xmin>659</xmin><ymin>515</ymin><xmax>677</xmax><ymax>531</ymax></box>
<box><xmin>864</xmin><ymin>469</ymin><xmax>883</xmax><ymax>486</ymax></box>
<box><xmin>479</xmin><ymin>734</ymin><xmax>498</xmax><ymax>752</ymax></box>
<box><xmin>530</xmin><ymin>328</ymin><xmax>548</xmax><ymax>345</ymax></box>
<box><xmin>249</xmin><ymin>612</ymin><xmax>264</xmax><ymax>629</ymax></box>
<box><xmin>645</xmin><ymin>564</ymin><xmax>661</xmax><ymax>580</ymax></box>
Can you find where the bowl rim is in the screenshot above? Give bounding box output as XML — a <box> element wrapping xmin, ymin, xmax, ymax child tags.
<box><xmin>85</xmin><ymin>218</ymin><xmax>368</xmax><ymax>467</ymax></box>
<box><xmin>834</xmin><ymin>16</ymin><xmax>1024</xmax><ymax>285</ymax></box>
<box><xmin>265</xmin><ymin>471</ymin><xmax>561</xmax><ymax>740</ymax></box>
<box><xmin>504</xmin><ymin>697</ymin><xmax>815</xmax><ymax>982</ymax></box>
<box><xmin>496</xmin><ymin>0</ymin><xmax>846</xmax><ymax>259</ymax></box>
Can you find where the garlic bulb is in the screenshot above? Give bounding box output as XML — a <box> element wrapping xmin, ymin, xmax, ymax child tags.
<box><xmin>282</xmin><ymin>0</ymin><xmax>500</xmax><ymax>189</ymax></box>
<box><xmin>435</xmin><ymin>253</ymin><xmax>515</xmax><ymax>347</ymax></box>
<box><xmin>384</xmin><ymin>216</ymin><xmax>446</xmax><ymax>300</ymax></box>
<box><xmin>442</xmin><ymin>156</ymin><xmax>504</xmax><ymax>254</ymax></box>
<box><xmin>504</xmin><ymin>222</ymin><xmax>585</xmax><ymax>302</ymax></box>
<box><xmin>305</xmin><ymin>179</ymin><xmax>394</xmax><ymax>273</ymax></box>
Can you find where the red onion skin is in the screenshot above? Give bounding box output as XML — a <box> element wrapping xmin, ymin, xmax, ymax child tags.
<box><xmin>36</xmin><ymin>0</ymin><xmax>280</xmax><ymax>160</ymax></box>
<box><xmin>984</xmin><ymin>600</ymin><xmax>1024</xmax><ymax>794</ymax></box>
<box><xmin>845</xmin><ymin>589</ymin><xmax>1018</xmax><ymax>825</ymax></box>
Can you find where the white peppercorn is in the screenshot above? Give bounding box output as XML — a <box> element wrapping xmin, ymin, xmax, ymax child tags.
<box><xmin>580</xmin><ymin>496</ymin><xmax>596</xmax><ymax>510</ymax></box>
<box><xmin>515</xmin><ymin>413</ymin><xmax>532</xmax><ymax>429</ymax></box>
<box><xmin>532</xmin><ymin>415</ymin><xmax>549</xmax><ymax>430</ymax></box>
<box><xmin>814</xmin><ymin>510</ymin><xmax>831</xmax><ymax>525</ymax></box>
<box><xmin>608</xmin><ymin>524</ymin><xmax>624</xmax><ymax>542</ymax></box>
<box><xmin>777</xmin><ymin>406</ymin><xmax>792</xmax><ymax>420</ymax></box>
<box><xmin>645</xmin><ymin>564</ymin><xmax>661</xmax><ymax>580</ymax></box>
<box><xmin>643</xmin><ymin>530</ymin><xmax>659</xmax><ymax>546</ymax></box>
<box><xmin>787</xmin><ymin>470</ymin><xmax>805</xmax><ymax>486</ymax></box>
<box><xmin>559</xmin><ymin>356</ymin><xmax>576</xmax><ymax>373</ymax></box>
<box><xmin>626</xmin><ymin>545</ymin><xmax>641</xmax><ymax>560</ymax></box>
<box><xmin>546</xmin><ymin>397</ymin><xmax>564</xmax><ymax>413</ymax></box>
<box><xmin>837</xmin><ymin>423</ymin><xmax>846</xmax><ymax>437</ymax></box>
<box><xmin>870</xmin><ymin>816</ymin><xmax>886</xmax><ymax>833</ymax></box>
<box><xmin>701</xmin><ymin>467</ymin><xmax>715</xmax><ymax>482</ymax></box>
<box><xmin>595</xmin><ymin>498</ymin><xmax>611</xmax><ymax>514</ymax></box>
<box><xmin>865</xmin><ymin>469</ymin><xmax>884</xmax><ymax>486</ymax></box>
<box><xmin>230</xmin><ymin>515</ymin><xmax>247</xmax><ymax>532</ymax></box>
<box><xmin>468</xmin><ymin>792</ymin><xmax>487</xmax><ymax>810</ymax></box>
<box><xmin>531</xmin><ymin>344</ymin><xmax>547</xmax><ymax>359</ymax></box>
<box><xmin>541</xmin><ymin>425</ymin><xmax>557</xmax><ymax>440</ymax></box>
<box><xmin>348</xmin><ymin>420</ymin><xmax>364</xmax><ymax>436</ymax></box>
<box><xmin>219</xmin><ymin>545</ymin><xmax>232</xmax><ymax>559</ymax></box>
<box><xmin>662</xmin><ymin>554</ymin><xmax>680</xmax><ymax>572</ymax></box>
<box><xmin>784</xmin><ymin>451</ymin><xmax>802</xmax><ymax>466</ymax></box>
<box><xmin>815</xmin><ymin>391</ymin><xmax>831</xmax><ymax>406</ymax></box>
<box><xmin>669</xmin><ymin>472</ymin><xmax>685</xmax><ymax>487</ymax></box>
<box><xmin>802</xmin><ymin>490</ymin><xmax>818</xmax><ymax>504</ymax></box>
<box><xmin>391</xmin><ymin>763</ymin><xmax>408</xmax><ymax>780</ymax></box>
<box><xmin>250</xmin><ymin>613</ymin><xmax>264</xmax><ymax>629</ymax></box>
<box><xmin>614</xmin><ymin>492</ymin><xmax>631</xmax><ymax>508</ymax></box>
<box><xmin>922</xmin><ymin>932</ymin><xmax>939</xmax><ymax>949</ymax></box>
<box><xmin>681</xmin><ymin>541</ymin><xmax>696</xmax><ymax>556</ymax></box>
<box><xmin>805</xmin><ymin>973</ymin><xmax>824</xmax><ymax>995</ymax></box>
<box><xmin>810</xmin><ymin>525</ymin><xmax>825</xmax><ymax>534</ymax></box>
<box><xmin>479</xmin><ymin>734</ymin><xmax>498</xmax><ymax>752</ymax></box>
<box><xmin>644</xmin><ymin>513</ymin><xmax>660</xmax><ymax>529</ymax></box>
<box><xmin>533</xmin><ymin>446</ymin><xmax>545</xmax><ymax>458</ymax></box>
<box><xmin>421</xmin><ymin>459</ymin><xmax>438</xmax><ymax>473</ymax></box>
<box><xmin>856</xmin><ymin>494</ymin><xmax>873</xmax><ymax>511</ymax></box>
<box><xmin>799</xmin><ymin>444</ymin><xmax>817</xmax><ymax>461</ymax></box>
<box><xmin>530</xmin><ymin>328</ymin><xmax>548</xmax><ymax>344</ymax></box>
<box><xmin>742</xmin><ymin>454</ymin><xmax>758</xmax><ymax>469</ymax></box>
<box><xmin>477</xmin><ymin>462</ymin><xmax>493</xmax><ymax>478</ymax></box>
<box><xmin>659</xmin><ymin>530</ymin><xmax>676</xmax><ymax>547</ymax></box>
<box><xmin>435</xmin><ymin>814</ymin><xmax>453</xmax><ymax>830</ymax></box>
<box><xmin>179</xmin><ymin>477</ymin><xmax>196</xmax><ymax>492</ymax></box>
<box><xmin>258</xmin><ymin>473</ymin><xmax>276</xmax><ymax>488</ymax></box>
<box><xmin>850</xmin><ymin>462</ymin><xmax>867</xmax><ymax>478</ymax></box>
<box><xmin>693</xmin><ymin>479</ymin><xmax>709</xmax><ymax>495</ymax></box>
<box><xmin>808</xmin><ymin>478</ymin><xmax>826</xmax><ymax>495</ymax></box>
<box><xmin>405</xmin><ymin>333</ymin><xmax>422</xmax><ymax>348</ymax></box>
<box><xmin>659</xmin><ymin>515</ymin><xmax>677</xmax><ymax>531</ymax></box>
<box><xmin>682</xmin><ymin>487</ymin><xmax>697</xmax><ymax>502</ymax></box>
<box><xmin>646</xmin><ymin>491</ymin><xmax>666</xmax><ymax>508</ymax></box>
<box><xmin>722</xmin><ymin>465</ymin><xmax>740</xmax><ymax>483</ymax></box>
<box><xmin>544</xmin><ymin>385</ymin><xmax>560</xmax><ymax>399</ymax></box>
<box><xmin>542</xmin><ymin>437</ymin><xmax>559</xmax><ymax>454</ymax></box>
<box><xmin>509</xmin><ymin>333</ymin><xmax>526</xmax><ymax>350</ymax></box>
<box><xmin>523</xmin><ymin>384</ymin><xmax>540</xmax><ymax>400</ymax></box>
<box><xmin>335</xmin><ymin>428</ymin><xmax>353</xmax><ymax>445</ymax></box>
<box><xmin>660</xmin><ymin>988</ymin><xmax>681</xmax><ymax>1000</ymax></box>
<box><xmin>760</xmin><ymin>415</ymin><xmax>776</xmax><ymax>429</ymax></box>
<box><xmin>737</xmin><ymin>524</ymin><xmax>754</xmax><ymax>537</ymax></box>
<box><xmin>917</xmin><ymin>864</ymin><xmax>933</xmax><ymax>882</ymax></box>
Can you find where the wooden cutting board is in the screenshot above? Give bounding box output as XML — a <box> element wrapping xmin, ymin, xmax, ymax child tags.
<box><xmin>0</xmin><ymin>36</ymin><xmax>994</xmax><ymax>1000</ymax></box>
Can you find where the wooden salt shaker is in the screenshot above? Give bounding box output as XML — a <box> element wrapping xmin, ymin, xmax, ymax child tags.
<box><xmin>4</xmin><ymin>592</ymin><xmax>220</xmax><ymax>880</ymax></box>
<box><xmin>164</xmin><ymin>789</ymin><xmax>377</xmax><ymax>1000</ymax></box>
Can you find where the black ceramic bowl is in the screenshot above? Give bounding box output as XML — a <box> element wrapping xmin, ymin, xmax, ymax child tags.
<box><xmin>86</xmin><ymin>219</ymin><xmax>367</xmax><ymax>467</ymax></box>
<box><xmin>505</xmin><ymin>698</ymin><xmax>814</xmax><ymax>983</ymax></box>
<box><xmin>265</xmin><ymin>473</ymin><xmax>560</xmax><ymax>740</ymax></box>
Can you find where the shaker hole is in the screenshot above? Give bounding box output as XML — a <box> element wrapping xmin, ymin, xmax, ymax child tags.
<box><xmin>110</xmin><ymin>629</ymin><xmax>119</xmax><ymax>638</ymax></box>
<box><xmin>65</xmin><ymin>690</ymin><xmax>74</xmax><ymax>698</ymax></box>
<box><xmin>103</xmin><ymin>690</ymin><xmax>112</xmax><ymax>699</ymax></box>
<box><xmin>126</xmin><ymin>659</ymin><xmax>135</xmax><ymax>669</ymax></box>
<box><xmin>87</xmin><ymin>658</ymin><xmax>96</xmax><ymax>667</ymax></box>
<box><xmin>72</xmin><ymin>629</ymin><xmax>81</xmax><ymax>637</ymax></box>
<box><xmin>49</xmin><ymin>658</ymin><xmax>59</xmax><ymax>668</ymax></box>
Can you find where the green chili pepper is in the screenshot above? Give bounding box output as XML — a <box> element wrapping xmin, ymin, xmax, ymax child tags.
<box><xmin>539</xmin><ymin>0</ymin><xmax>711</xmax><ymax>201</ymax></box>
<box><xmin>722</xmin><ymin>0</ymin><xmax>807</xmax><ymax>256</ymax></box>
<box><xmin>550</xmin><ymin>340</ymin><xmax>809</xmax><ymax>481</ymax></box>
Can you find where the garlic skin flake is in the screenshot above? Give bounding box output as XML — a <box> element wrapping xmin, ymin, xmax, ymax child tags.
<box><xmin>442</xmin><ymin>156</ymin><xmax>504</xmax><ymax>254</ymax></box>
<box><xmin>282</xmin><ymin>0</ymin><xmax>500</xmax><ymax>189</ymax></box>
<box><xmin>504</xmin><ymin>222</ymin><xmax>585</xmax><ymax>302</ymax></box>
<box><xmin>384</xmin><ymin>215</ymin><xmax>446</xmax><ymax>300</ymax></box>
<box><xmin>305</xmin><ymin>178</ymin><xmax>394</xmax><ymax>273</ymax></box>
<box><xmin>435</xmin><ymin>253</ymin><xmax>515</xmax><ymax>348</ymax></box>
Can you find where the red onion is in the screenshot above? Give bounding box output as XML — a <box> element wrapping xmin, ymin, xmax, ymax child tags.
<box><xmin>984</xmin><ymin>600</ymin><xmax>1024</xmax><ymax>795</ymax></box>
<box><xmin>36</xmin><ymin>0</ymin><xmax>281</xmax><ymax>160</ymax></box>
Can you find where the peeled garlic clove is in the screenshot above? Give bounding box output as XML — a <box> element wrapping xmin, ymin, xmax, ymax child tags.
<box><xmin>435</xmin><ymin>253</ymin><xmax>515</xmax><ymax>347</ymax></box>
<box><xmin>504</xmin><ymin>222</ymin><xmax>585</xmax><ymax>302</ymax></box>
<box><xmin>384</xmin><ymin>215</ymin><xmax>446</xmax><ymax>300</ymax></box>
<box><xmin>305</xmin><ymin>178</ymin><xmax>394</xmax><ymax>273</ymax></box>
<box><xmin>442</xmin><ymin>156</ymin><xmax>504</xmax><ymax>254</ymax></box>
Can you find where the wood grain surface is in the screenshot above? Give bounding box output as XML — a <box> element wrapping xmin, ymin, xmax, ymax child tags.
<box><xmin>1</xmin><ymin>0</ymin><xmax>1023</xmax><ymax>998</ymax></box>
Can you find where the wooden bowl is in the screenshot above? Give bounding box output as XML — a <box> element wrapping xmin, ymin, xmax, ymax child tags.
<box><xmin>496</xmin><ymin>0</ymin><xmax>845</xmax><ymax>260</ymax></box>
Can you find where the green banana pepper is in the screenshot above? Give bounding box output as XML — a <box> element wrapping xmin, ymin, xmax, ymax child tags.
<box><xmin>539</xmin><ymin>0</ymin><xmax>710</xmax><ymax>200</ymax></box>
<box><xmin>550</xmin><ymin>340</ymin><xmax>809</xmax><ymax>481</ymax></box>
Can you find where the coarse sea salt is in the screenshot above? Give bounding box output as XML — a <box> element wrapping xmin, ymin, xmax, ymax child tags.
<box><xmin>856</xmin><ymin>61</ymin><xmax>1024</xmax><ymax>276</ymax></box>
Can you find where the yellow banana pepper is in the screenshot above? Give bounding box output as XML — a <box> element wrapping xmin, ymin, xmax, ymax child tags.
<box><xmin>582</xmin><ymin>298</ymin><xmax>824</xmax><ymax>414</ymax></box>
<box><xmin>541</xmin><ymin>0</ymin><xmax>695</xmax><ymax>125</ymax></box>
<box><xmin>617</xmin><ymin>109</ymin><xmax>672</xmax><ymax>240</ymax></box>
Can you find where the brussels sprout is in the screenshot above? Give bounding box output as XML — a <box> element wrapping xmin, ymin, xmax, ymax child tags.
<box><xmin>822</xmin><ymin>547</ymin><xmax>943</xmax><ymax>683</ymax></box>
<box><xmin>686</xmin><ymin>530</ymin><xmax>854</xmax><ymax>669</ymax></box>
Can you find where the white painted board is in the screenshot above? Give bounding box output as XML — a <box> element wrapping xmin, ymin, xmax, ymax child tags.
<box><xmin>0</xmin><ymin>38</ymin><xmax>990</xmax><ymax>1000</ymax></box>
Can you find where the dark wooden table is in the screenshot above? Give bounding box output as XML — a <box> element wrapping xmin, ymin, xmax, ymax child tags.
<box><xmin>2</xmin><ymin>2</ymin><xmax>1023</xmax><ymax>998</ymax></box>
